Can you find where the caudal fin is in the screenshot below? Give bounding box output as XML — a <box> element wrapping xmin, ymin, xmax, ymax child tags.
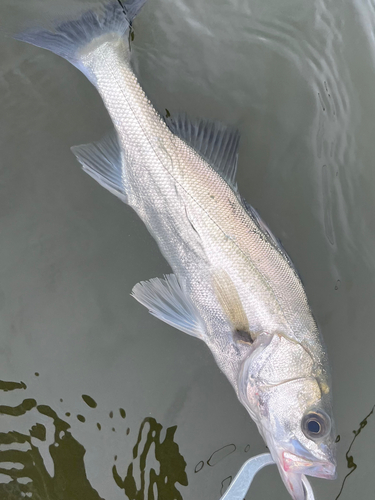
<box><xmin>14</xmin><ymin>0</ymin><xmax>147</xmax><ymax>81</ymax></box>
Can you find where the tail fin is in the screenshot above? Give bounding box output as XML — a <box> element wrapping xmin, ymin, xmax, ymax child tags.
<box><xmin>14</xmin><ymin>0</ymin><xmax>147</xmax><ymax>80</ymax></box>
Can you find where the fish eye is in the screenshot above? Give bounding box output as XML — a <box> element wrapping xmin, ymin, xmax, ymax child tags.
<box><xmin>302</xmin><ymin>410</ymin><xmax>331</xmax><ymax>440</ymax></box>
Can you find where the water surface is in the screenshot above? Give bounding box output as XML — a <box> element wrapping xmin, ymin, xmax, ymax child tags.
<box><xmin>0</xmin><ymin>0</ymin><xmax>375</xmax><ymax>498</ymax></box>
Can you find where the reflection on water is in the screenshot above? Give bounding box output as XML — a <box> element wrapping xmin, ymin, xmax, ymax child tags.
<box><xmin>220</xmin><ymin>476</ymin><xmax>232</xmax><ymax>496</ymax></box>
<box><xmin>113</xmin><ymin>417</ymin><xmax>188</xmax><ymax>500</ymax></box>
<box><xmin>195</xmin><ymin>443</ymin><xmax>237</xmax><ymax>475</ymax></box>
<box><xmin>195</xmin><ymin>442</ymin><xmax>253</xmax><ymax>496</ymax></box>
<box><xmin>207</xmin><ymin>444</ymin><xmax>236</xmax><ymax>467</ymax></box>
<box><xmin>335</xmin><ymin>405</ymin><xmax>375</xmax><ymax>500</ymax></box>
<box><xmin>0</xmin><ymin>379</ymin><xmax>188</xmax><ymax>500</ymax></box>
<box><xmin>194</xmin><ymin>461</ymin><xmax>204</xmax><ymax>473</ymax></box>
<box><xmin>0</xmin><ymin>400</ymin><xmax>104</xmax><ymax>500</ymax></box>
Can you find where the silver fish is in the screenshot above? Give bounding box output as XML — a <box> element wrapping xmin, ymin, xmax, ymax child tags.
<box><xmin>15</xmin><ymin>1</ymin><xmax>336</xmax><ymax>498</ymax></box>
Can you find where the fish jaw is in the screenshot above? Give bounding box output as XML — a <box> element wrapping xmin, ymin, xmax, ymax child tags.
<box><xmin>277</xmin><ymin>465</ymin><xmax>336</xmax><ymax>500</ymax></box>
<box><xmin>269</xmin><ymin>442</ymin><xmax>336</xmax><ymax>500</ymax></box>
<box><xmin>281</xmin><ymin>450</ymin><xmax>337</xmax><ymax>479</ymax></box>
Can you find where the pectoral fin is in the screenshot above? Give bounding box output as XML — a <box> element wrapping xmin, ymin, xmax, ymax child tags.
<box><xmin>131</xmin><ymin>275</ymin><xmax>205</xmax><ymax>339</ymax></box>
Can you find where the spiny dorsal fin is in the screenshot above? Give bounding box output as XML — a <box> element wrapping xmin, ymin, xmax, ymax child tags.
<box><xmin>71</xmin><ymin>129</ymin><xmax>128</xmax><ymax>203</ymax></box>
<box><xmin>131</xmin><ymin>274</ymin><xmax>205</xmax><ymax>339</ymax></box>
<box><xmin>166</xmin><ymin>113</ymin><xmax>240</xmax><ymax>191</ymax></box>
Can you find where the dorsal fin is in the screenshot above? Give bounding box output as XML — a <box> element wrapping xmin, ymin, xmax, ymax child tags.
<box><xmin>166</xmin><ymin>113</ymin><xmax>240</xmax><ymax>191</ymax></box>
<box><xmin>241</xmin><ymin>198</ymin><xmax>303</xmax><ymax>282</ymax></box>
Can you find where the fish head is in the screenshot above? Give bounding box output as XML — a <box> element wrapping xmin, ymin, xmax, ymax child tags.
<box><xmin>238</xmin><ymin>333</ymin><xmax>336</xmax><ymax>500</ymax></box>
<box><xmin>260</xmin><ymin>381</ymin><xmax>337</xmax><ymax>500</ymax></box>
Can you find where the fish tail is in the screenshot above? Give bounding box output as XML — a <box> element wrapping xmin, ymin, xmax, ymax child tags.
<box><xmin>14</xmin><ymin>0</ymin><xmax>147</xmax><ymax>83</ymax></box>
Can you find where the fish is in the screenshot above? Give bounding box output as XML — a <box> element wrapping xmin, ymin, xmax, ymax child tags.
<box><xmin>14</xmin><ymin>1</ymin><xmax>336</xmax><ymax>498</ymax></box>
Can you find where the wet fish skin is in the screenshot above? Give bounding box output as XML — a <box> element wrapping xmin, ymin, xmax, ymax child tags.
<box><xmin>14</xmin><ymin>2</ymin><xmax>336</xmax><ymax>498</ymax></box>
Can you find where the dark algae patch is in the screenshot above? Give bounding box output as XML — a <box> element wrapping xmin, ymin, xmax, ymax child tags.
<box><xmin>0</xmin><ymin>398</ymin><xmax>36</xmax><ymax>416</ymax></box>
<box><xmin>0</xmin><ymin>380</ymin><xmax>188</xmax><ymax>500</ymax></box>
<box><xmin>82</xmin><ymin>394</ymin><xmax>98</xmax><ymax>409</ymax></box>
<box><xmin>29</xmin><ymin>423</ymin><xmax>46</xmax><ymax>441</ymax></box>
<box><xmin>0</xmin><ymin>380</ymin><xmax>26</xmax><ymax>392</ymax></box>
<box><xmin>112</xmin><ymin>417</ymin><xmax>188</xmax><ymax>500</ymax></box>
<box><xmin>0</xmin><ymin>381</ymin><xmax>104</xmax><ymax>500</ymax></box>
<box><xmin>335</xmin><ymin>405</ymin><xmax>375</xmax><ymax>500</ymax></box>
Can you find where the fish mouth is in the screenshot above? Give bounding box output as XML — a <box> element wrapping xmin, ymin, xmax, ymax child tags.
<box><xmin>282</xmin><ymin>450</ymin><xmax>337</xmax><ymax>480</ymax></box>
<box><xmin>276</xmin><ymin>447</ymin><xmax>337</xmax><ymax>500</ymax></box>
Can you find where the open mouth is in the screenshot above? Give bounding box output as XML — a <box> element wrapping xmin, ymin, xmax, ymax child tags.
<box><xmin>282</xmin><ymin>451</ymin><xmax>336</xmax><ymax>479</ymax></box>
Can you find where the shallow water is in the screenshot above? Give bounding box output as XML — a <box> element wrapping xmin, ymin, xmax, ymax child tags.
<box><xmin>0</xmin><ymin>0</ymin><xmax>375</xmax><ymax>499</ymax></box>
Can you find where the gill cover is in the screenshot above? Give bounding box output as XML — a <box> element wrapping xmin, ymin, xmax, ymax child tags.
<box><xmin>239</xmin><ymin>333</ymin><xmax>315</xmax><ymax>400</ymax></box>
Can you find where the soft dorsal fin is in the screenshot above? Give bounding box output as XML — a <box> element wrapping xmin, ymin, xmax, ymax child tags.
<box><xmin>71</xmin><ymin>130</ymin><xmax>129</xmax><ymax>203</ymax></box>
<box><xmin>241</xmin><ymin>198</ymin><xmax>302</xmax><ymax>281</ymax></box>
<box><xmin>131</xmin><ymin>274</ymin><xmax>205</xmax><ymax>339</ymax></box>
<box><xmin>166</xmin><ymin>113</ymin><xmax>240</xmax><ymax>191</ymax></box>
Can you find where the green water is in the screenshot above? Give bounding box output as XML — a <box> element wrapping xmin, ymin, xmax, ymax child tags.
<box><xmin>1</xmin><ymin>0</ymin><xmax>375</xmax><ymax>498</ymax></box>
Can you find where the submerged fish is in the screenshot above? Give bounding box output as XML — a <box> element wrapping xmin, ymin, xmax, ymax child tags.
<box><xmin>15</xmin><ymin>1</ymin><xmax>336</xmax><ymax>498</ymax></box>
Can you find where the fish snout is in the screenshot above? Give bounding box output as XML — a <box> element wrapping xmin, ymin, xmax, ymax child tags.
<box><xmin>282</xmin><ymin>450</ymin><xmax>337</xmax><ymax>480</ymax></box>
